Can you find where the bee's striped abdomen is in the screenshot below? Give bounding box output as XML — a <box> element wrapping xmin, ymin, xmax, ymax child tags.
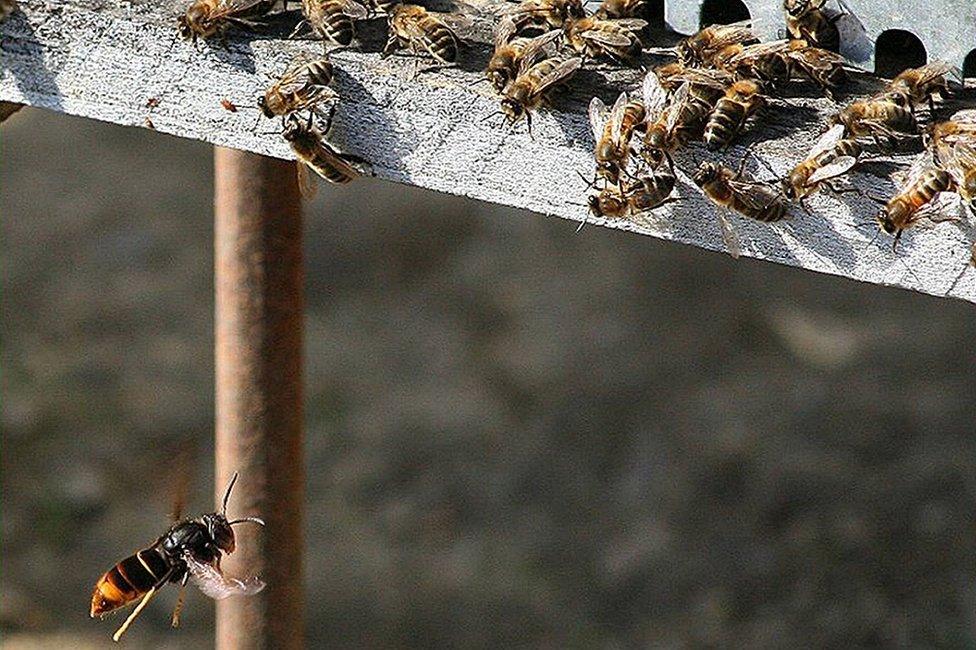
<box><xmin>90</xmin><ymin>547</ymin><xmax>171</xmax><ymax>617</ymax></box>
<box><xmin>703</xmin><ymin>98</ymin><xmax>745</xmax><ymax>150</ymax></box>
<box><xmin>423</xmin><ymin>21</ymin><xmax>457</xmax><ymax>63</ymax></box>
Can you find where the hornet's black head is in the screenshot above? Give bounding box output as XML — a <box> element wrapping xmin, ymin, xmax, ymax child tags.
<box><xmin>204</xmin><ymin>472</ymin><xmax>266</xmax><ymax>554</ymax></box>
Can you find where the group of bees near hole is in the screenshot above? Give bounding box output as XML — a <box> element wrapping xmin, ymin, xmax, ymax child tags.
<box><xmin>175</xmin><ymin>0</ymin><xmax>976</xmax><ymax>261</ymax></box>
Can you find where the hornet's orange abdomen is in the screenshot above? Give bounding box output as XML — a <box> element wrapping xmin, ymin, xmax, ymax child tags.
<box><xmin>91</xmin><ymin>548</ymin><xmax>172</xmax><ymax>617</ymax></box>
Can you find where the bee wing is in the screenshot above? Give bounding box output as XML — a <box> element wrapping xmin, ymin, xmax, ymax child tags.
<box><xmin>641</xmin><ymin>70</ymin><xmax>668</xmax><ymax>117</ymax></box>
<box><xmin>516</xmin><ymin>32</ymin><xmax>559</xmax><ymax>75</ymax></box>
<box><xmin>608</xmin><ymin>91</ymin><xmax>629</xmax><ymax>142</ymax></box>
<box><xmin>663</xmin><ymin>82</ymin><xmax>690</xmax><ymax>133</ymax></box>
<box><xmin>671</xmin><ymin>67</ymin><xmax>731</xmax><ymax>90</ymax></box>
<box><xmin>726</xmin><ymin>178</ymin><xmax>782</xmax><ymax>213</ymax></box>
<box><xmin>213</xmin><ymin>0</ymin><xmax>275</xmax><ymax>18</ymax></box>
<box><xmin>716</xmin><ymin>210</ymin><xmax>741</xmax><ymax>259</ymax></box>
<box><xmin>944</xmin><ymin>144</ymin><xmax>976</xmax><ymax>186</ymax></box>
<box><xmin>907</xmin><ymin>60</ymin><xmax>952</xmax><ymax>86</ymax></box>
<box><xmin>791</xmin><ymin>46</ymin><xmax>846</xmax><ymax>69</ymax></box>
<box><xmin>728</xmin><ymin>39</ymin><xmax>789</xmax><ymax>64</ymax></box>
<box><xmin>493</xmin><ymin>15</ymin><xmax>518</xmax><ymax>48</ymax></box>
<box><xmin>296</xmin><ymin>160</ymin><xmax>319</xmax><ymax>199</ymax></box>
<box><xmin>707</xmin><ymin>21</ymin><xmax>755</xmax><ymax>50</ymax></box>
<box><xmin>607</xmin><ymin>17</ymin><xmax>647</xmax><ymax>31</ymax></box>
<box><xmin>588</xmin><ymin>96</ymin><xmax>610</xmax><ymax>140</ymax></box>
<box><xmin>531</xmin><ymin>56</ymin><xmax>582</xmax><ymax>96</ymax></box>
<box><xmin>915</xmin><ymin>191</ymin><xmax>963</xmax><ymax>223</ymax></box>
<box><xmin>436</xmin><ymin>10</ymin><xmax>474</xmax><ymax>30</ymax></box>
<box><xmin>807</xmin><ymin>155</ymin><xmax>857</xmax><ymax>184</ymax></box>
<box><xmin>339</xmin><ymin>0</ymin><xmax>369</xmax><ymax>19</ymax></box>
<box><xmin>185</xmin><ymin>555</ymin><xmax>265</xmax><ymax>600</ymax></box>
<box><xmin>950</xmin><ymin>109</ymin><xmax>976</xmax><ymax>125</ymax></box>
<box><xmin>895</xmin><ymin>153</ymin><xmax>937</xmax><ymax>188</ymax></box>
<box><xmin>806</xmin><ymin>123</ymin><xmax>846</xmax><ymax>159</ymax></box>
<box><xmin>579</xmin><ymin>27</ymin><xmax>633</xmax><ymax>47</ymax></box>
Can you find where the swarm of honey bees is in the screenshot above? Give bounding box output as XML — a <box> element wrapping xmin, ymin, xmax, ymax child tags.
<box><xmin>172</xmin><ymin>0</ymin><xmax>975</xmax><ymax>262</ymax></box>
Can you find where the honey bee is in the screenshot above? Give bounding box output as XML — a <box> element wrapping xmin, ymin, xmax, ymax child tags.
<box><xmin>642</xmin><ymin>75</ymin><xmax>725</xmax><ymax>166</ymax></box>
<box><xmin>583</xmin><ymin>169</ymin><xmax>676</xmax><ymax>229</ymax></box>
<box><xmin>676</xmin><ymin>21</ymin><xmax>756</xmax><ymax>68</ymax></box>
<box><xmin>299</xmin><ymin>0</ymin><xmax>368</xmax><ymax>46</ymax></box>
<box><xmin>928</xmin><ymin>111</ymin><xmax>976</xmax><ymax>164</ymax></box>
<box><xmin>258</xmin><ymin>53</ymin><xmax>337</xmax><ymax>119</ymax></box>
<box><xmin>590</xmin><ymin>91</ymin><xmax>646</xmax><ymax>187</ymax></box>
<box><xmin>384</xmin><ymin>4</ymin><xmax>466</xmax><ymax>65</ymax></box>
<box><xmin>833</xmin><ymin>96</ymin><xmax>918</xmax><ymax>147</ymax></box>
<box><xmin>941</xmin><ymin>144</ymin><xmax>976</xmax><ymax>209</ymax></box>
<box><xmin>282</xmin><ymin>110</ymin><xmax>363</xmax><ymax>193</ymax></box>
<box><xmin>876</xmin><ymin>158</ymin><xmax>960</xmax><ymax>249</ymax></box>
<box><xmin>783</xmin><ymin>123</ymin><xmax>861</xmax><ymax>202</ymax></box>
<box><xmin>703</xmin><ymin>79</ymin><xmax>765</xmax><ymax>151</ymax></box>
<box><xmin>177</xmin><ymin>0</ymin><xmax>276</xmax><ymax>43</ymax></box>
<box><xmin>91</xmin><ymin>473</ymin><xmax>265</xmax><ymax>642</ymax></box>
<box><xmin>486</xmin><ymin>17</ymin><xmax>560</xmax><ymax>93</ymax></box>
<box><xmin>716</xmin><ymin>39</ymin><xmax>793</xmax><ymax>85</ymax></box>
<box><xmin>886</xmin><ymin>61</ymin><xmax>954</xmax><ymax>113</ymax></box>
<box><xmin>500</xmin><ymin>55</ymin><xmax>582</xmax><ymax>131</ymax></box>
<box><xmin>693</xmin><ymin>160</ymin><xmax>789</xmax><ymax>258</ymax></box>
<box><xmin>502</xmin><ymin>0</ymin><xmax>585</xmax><ymax>32</ymax></box>
<box><xmin>563</xmin><ymin>16</ymin><xmax>646</xmax><ymax>64</ymax></box>
<box><xmin>593</xmin><ymin>0</ymin><xmax>647</xmax><ymax>19</ymax></box>
<box><xmin>784</xmin><ymin>0</ymin><xmax>843</xmax><ymax>53</ymax></box>
<box><xmin>782</xmin><ymin>39</ymin><xmax>847</xmax><ymax>99</ymax></box>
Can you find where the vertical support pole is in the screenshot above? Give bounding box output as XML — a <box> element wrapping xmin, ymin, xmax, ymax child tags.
<box><xmin>214</xmin><ymin>147</ymin><xmax>304</xmax><ymax>650</ymax></box>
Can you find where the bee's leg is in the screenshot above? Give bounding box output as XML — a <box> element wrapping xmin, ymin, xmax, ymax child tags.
<box><xmin>171</xmin><ymin>573</ymin><xmax>190</xmax><ymax>628</ymax></box>
<box><xmin>799</xmin><ymin>196</ymin><xmax>816</xmax><ymax>218</ymax></box>
<box><xmin>381</xmin><ymin>33</ymin><xmax>398</xmax><ymax>58</ymax></box>
<box><xmin>525</xmin><ymin>111</ymin><xmax>533</xmax><ymax>140</ymax></box>
<box><xmin>287</xmin><ymin>19</ymin><xmax>309</xmax><ymax>39</ymax></box>
<box><xmin>113</xmin><ymin>585</ymin><xmax>161</xmax><ymax>642</ymax></box>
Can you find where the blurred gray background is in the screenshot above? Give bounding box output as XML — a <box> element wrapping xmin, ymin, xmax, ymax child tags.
<box><xmin>3</xmin><ymin>108</ymin><xmax>976</xmax><ymax>648</ymax></box>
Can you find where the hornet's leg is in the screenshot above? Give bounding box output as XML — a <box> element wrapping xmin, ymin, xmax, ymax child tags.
<box><xmin>171</xmin><ymin>573</ymin><xmax>191</xmax><ymax>628</ymax></box>
<box><xmin>113</xmin><ymin>586</ymin><xmax>160</xmax><ymax>642</ymax></box>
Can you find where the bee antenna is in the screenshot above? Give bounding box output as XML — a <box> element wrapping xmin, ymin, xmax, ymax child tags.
<box><xmin>865</xmin><ymin>192</ymin><xmax>888</xmax><ymax>205</ymax></box>
<box><xmin>229</xmin><ymin>516</ymin><xmax>266</xmax><ymax>527</ymax></box>
<box><xmin>221</xmin><ymin>472</ymin><xmax>239</xmax><ymax>516</ymax></box>
<box><xmin>480</xmin><ymin>110</ymin><xmax>503</xmax><ymax>123</ymax></box>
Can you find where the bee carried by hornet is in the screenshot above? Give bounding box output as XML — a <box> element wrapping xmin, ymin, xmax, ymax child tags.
<box><xmin>91</xmin><ymin>473</ymin><xmax>265</xmax><ymax>642</ymax></box>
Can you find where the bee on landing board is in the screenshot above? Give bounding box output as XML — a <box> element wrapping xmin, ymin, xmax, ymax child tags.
<box><xmin>383</xmin><ymin>4</ymin><xmax>470</xmax><ymax>66</ymax></box>
<box><xmin>563</xmin><ymin>16</ymin><xmax>646</xmax><ymax>65</ymax></box>
<box><xmin>693</xmin><ymin>159</ymin><xmax>789</xmax><ymax>259</ymax></box>
<box><xmin>177</xmin><ymin>0</ymin><xmax>277</xmax><ymax>43</ymax></box>
<box><xmin>783</xmin><ymin>123</ymin><xmax>862</xmax><ymax>205</ymax></box>
<box><xmin>783</xmin><ymin>0</ymin><xmax>844</xmax><ymax>53</ymax></box>
<box><xmin>258</xmin><ymin>53</ymin><xmax>337</xmax><ymax>119</ymax></box>
<box><xmin>91</xmin><ymin>473</ymin><xmax>265</xmax><ymax>642</ymax></box>
<box><xmin>486</xmin><ymin>17</ymin><xmax>560</xmax><ymax>93</ymax></box>
<box><xmin>873</xmin><ymin>153</ymin><xmax>962</xmax><ymax>250</ymax></box>
<box><xmin>641</xmin><ymin>71</ymin><xmax>726</xmax><ymax>168</ymax></box>
<box><xmin>501</xmin><ymin>0</ymin><xmax>585</xmax><ymax>33</ymax></box>
<box><xmin>589</xmin><ymin>91</ymin><xmax>646</xmax><ymax>188</ymax></box>
<box><xmin>499</xmin><ymin>54</ymin><xmax>582</xmax><ymax>132</ymax></box>
<box><xmin>676</xmin><ymin>21</ymin><xmax>757</xmax><ymax>68</ymax></box>
<box><xmin>833</xmin><ymin>96</ymin><xmax>918</xmax><ymax>149</ymax></box>
<box><xmin>297</xmin><ymin>0</ymin><xmax>368</xmax><ymax>46</ymax></box>
<box><xmin>702</xmin><ymin>79</ymin><xmax>765</xmax><ymax>151</ymax></box>
<box><xmin>283</xmin><ymin>108</ymin><xmax>364</xmax><ymax>193</ymax></box>
<box><xmin>884</xmin><ymin>61</ymin><xmax>955</xmax><ymax>114</ymax></box>
<box><xmin>582</xmin><ymin>169</ymin><xmax>676</xmax><ymax>230</ymax></box>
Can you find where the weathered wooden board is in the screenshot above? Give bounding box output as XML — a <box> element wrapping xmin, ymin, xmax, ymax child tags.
<box><xmin>2</xmin><ymin>0</ymin><xmax>975</xmax><ymax>303</ymax></box>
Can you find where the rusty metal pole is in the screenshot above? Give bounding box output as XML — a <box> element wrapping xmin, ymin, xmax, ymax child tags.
<box><xmin>214</xmin><ymin>147</ymin><xmax>304</xmax><ymax>650</ymax></box>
